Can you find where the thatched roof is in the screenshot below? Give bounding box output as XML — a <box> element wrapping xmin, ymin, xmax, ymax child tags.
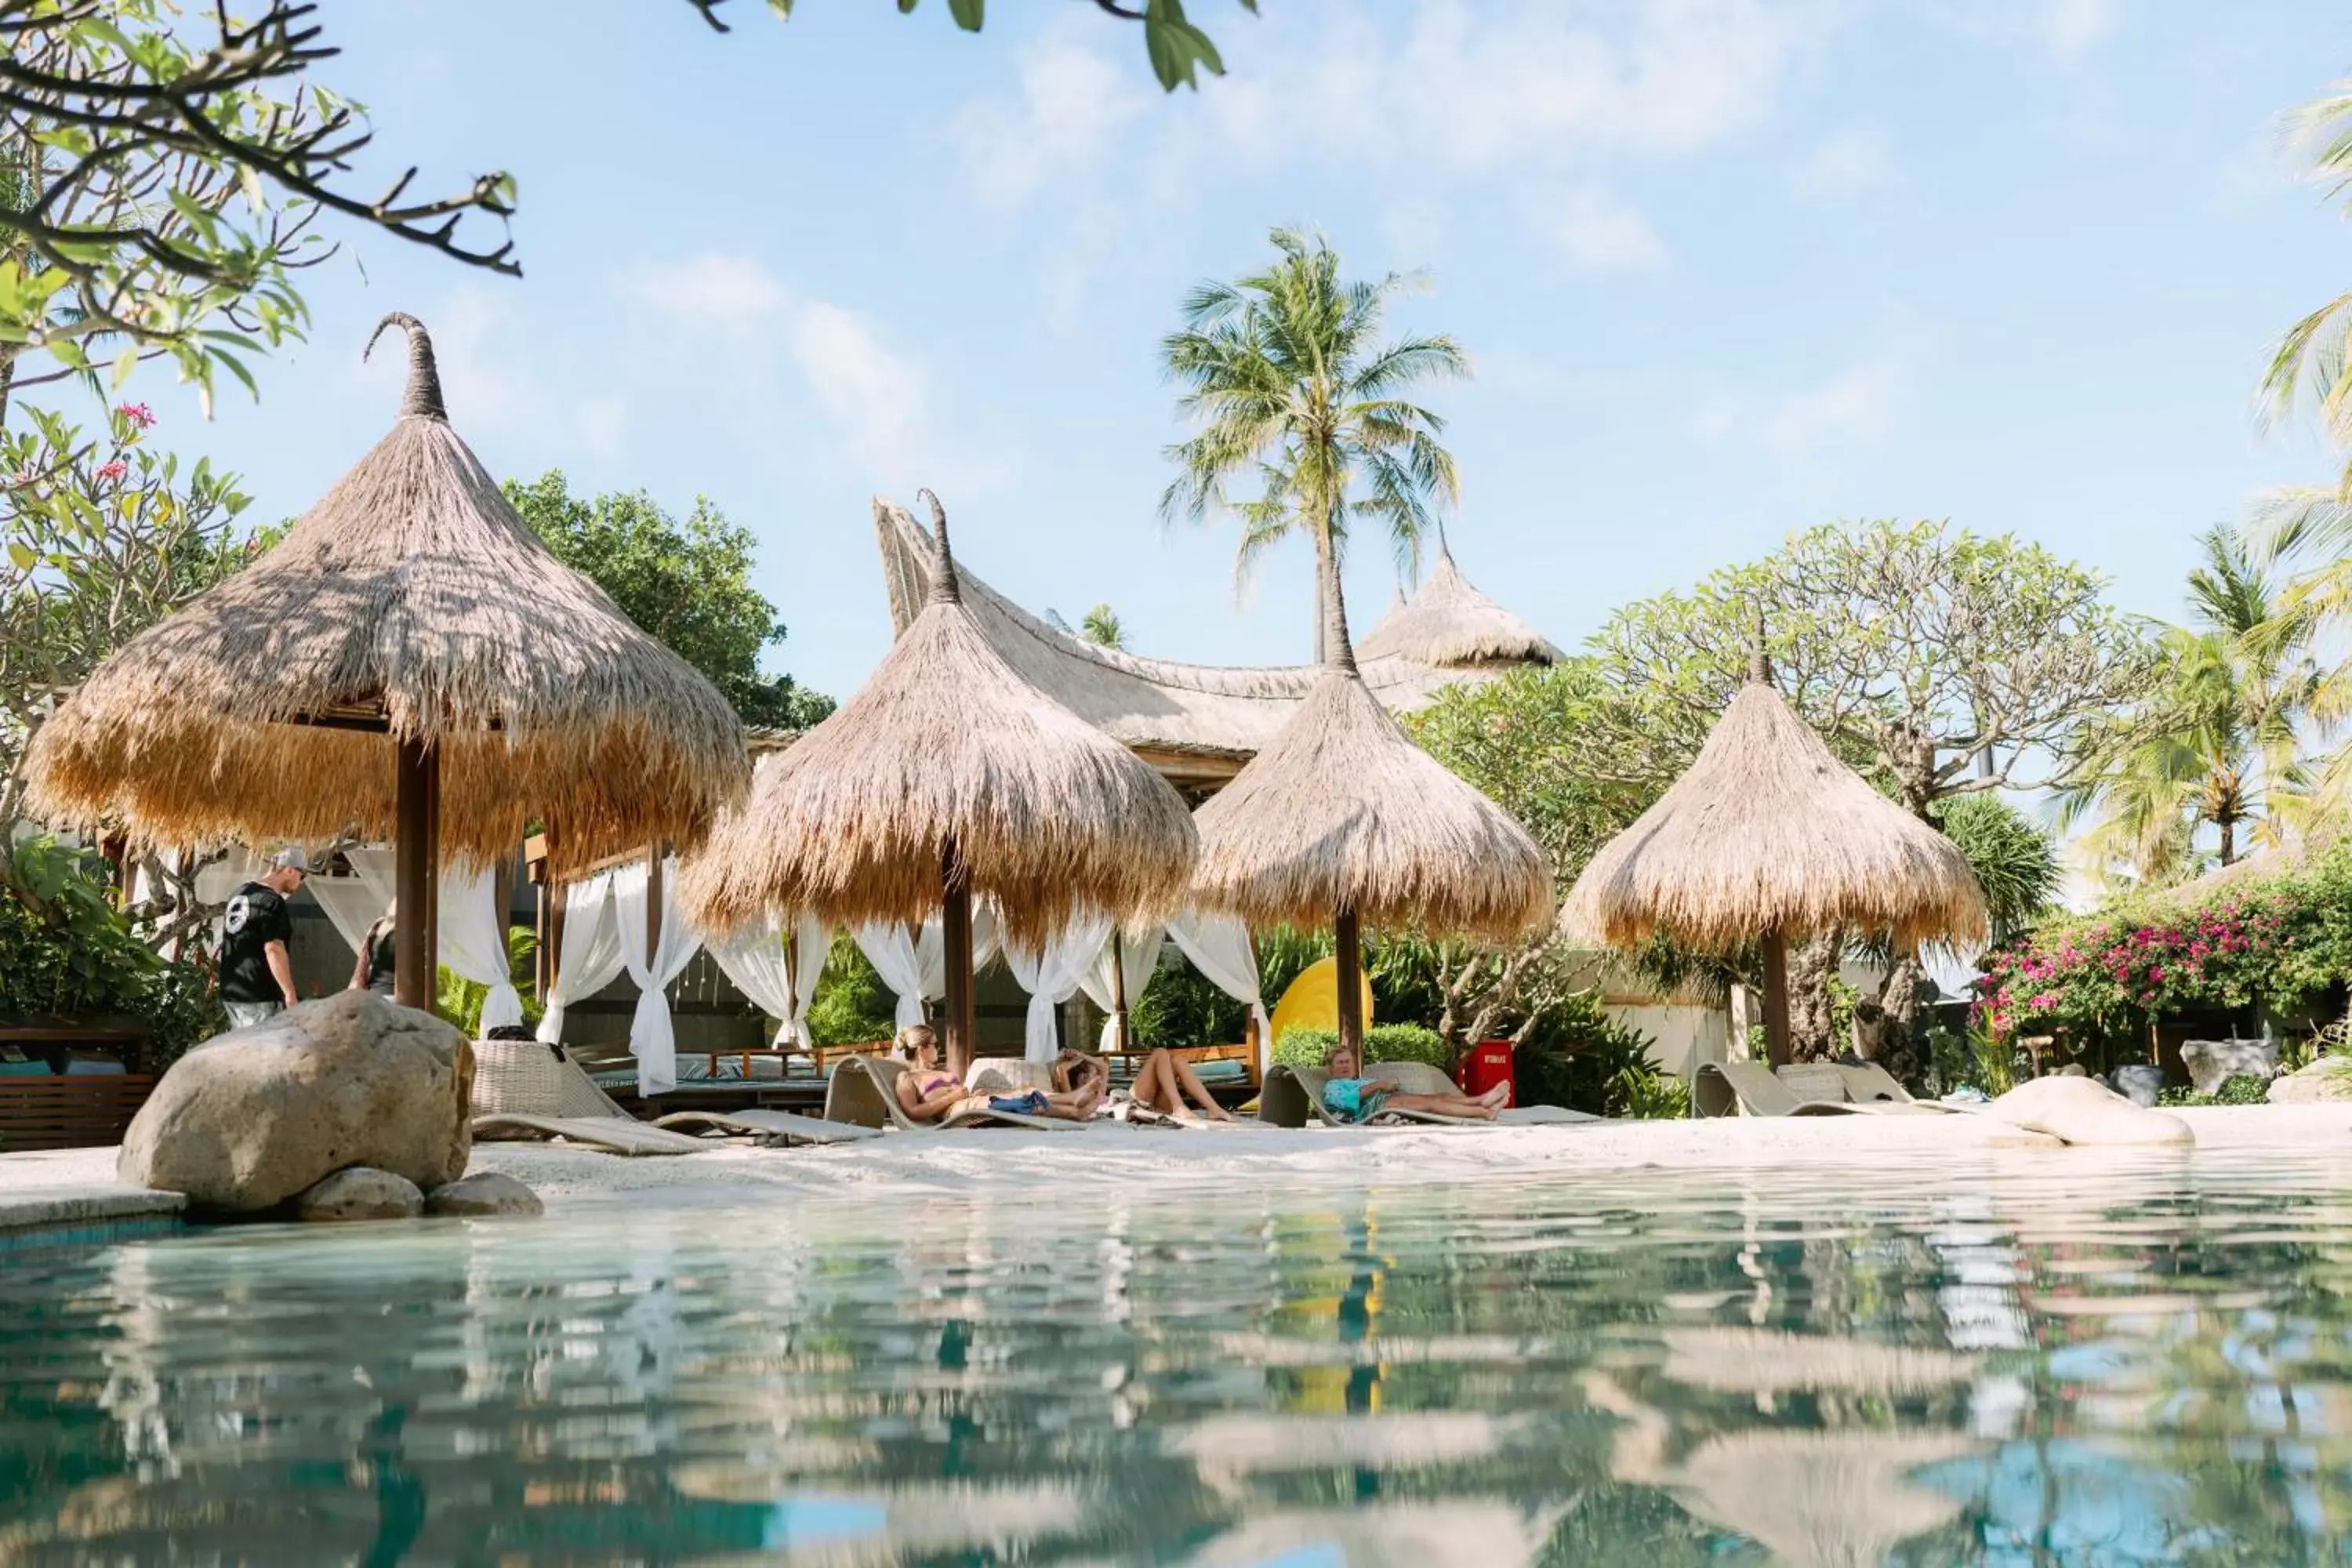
<box><xmin>1356</xmin><ymin>539</ymin><xmax>1564</xmax><ymax>667</ymax></box>
<box><xmin>2142</xmin><ymin>839</ymin><xmax>2307</xmax><ymax>909</ymax></box>
<box><xmin>872</xmin><ymin>504</ymin><xmax>1511</xmax><ymax>780</ymax></box>
<box><xmin>1561</xmin><ymin>677</ymin><xmax>1987</xmax><ymax>951</ymax></box>
<box><xmin>1187</xmin><ymin>562</ymin><xmax>1552</xmax><ymax>942</ymax></box>
<box><xmin>679</xmin><ymin>494</ymin><xmax>1198</xmax><ymax>947</ymax></box>
<box><xmin>24</xmin><ymin>314</ymin><xmax>746</xmax><ymax>872</ymax></box>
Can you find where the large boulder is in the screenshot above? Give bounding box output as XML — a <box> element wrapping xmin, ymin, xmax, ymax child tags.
<box><xmin>2180</xmin><ymin>1038</ymin><xmax>2279</xmax><ymax>1097</ymax></box>
<box><xmin>2269</xmin><ymin>1057</ymin><xmax>2352</xmax><ymax>1105</ymax></box>
<box><xmin>425</xmin><ymin>1172</ymin><xmax>543</xmax><ymax>1217</ymax></box>
<box><xmin>1983</xmin><ymin>1075</ymin><xmax>2194</xmax><ymax>1147</ymax></box>
<box><xmin>119</xmin><ymin>991</ymin><xmax>474</xmax><ymax>1212</ymax></box>
<box><xmin>296</xmin><ymin>1167</ymin><xmax>424</xmax><ymax>1222</ymax></box>
<box><xmin>2109</xmin><ymin>1065</ymin><xmax>2166</xmax><ymax>1109</ymax></box>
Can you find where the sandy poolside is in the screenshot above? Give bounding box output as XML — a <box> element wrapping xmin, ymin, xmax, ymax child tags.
<box><xmin>8</xmin><ymin>1102</ymin><xmax>2348</xmax><ymax>1221</ymax></box>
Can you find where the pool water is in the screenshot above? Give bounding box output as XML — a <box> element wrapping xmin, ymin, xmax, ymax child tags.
<box><xmin>5</xmin><ymin>1149</ymin><xmax>2352</xmax><ymax>1564</ymax></box>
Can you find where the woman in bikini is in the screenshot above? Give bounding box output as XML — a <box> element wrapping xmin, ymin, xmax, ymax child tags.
<box><xmin>898</xmin><ymin>1025</ymin><xmax>1105</xmax><ymax>1123</ymax></box>
<box><xmin>1319</xmin><ymin>1042</ymin><xmax>1507</xmax><ymax>1124</ymax></box>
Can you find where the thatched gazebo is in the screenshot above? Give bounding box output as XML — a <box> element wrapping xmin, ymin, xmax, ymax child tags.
<box><xmin>25</xmin><ymin>314</ymin><xmax>746</xmax><ymax>1011</ymax></box>
<box><xmin>1560</xmin><ymin>653</ymin><xmax>1986</xmax><ymax>1065</ymax></box>
<box><xmin>1189</xmin><ymin>546</ymin><xmax>1553</xmax><ymax>1064</ymax></box>
<box><xmin>678</xmin><ymin>492</ymin><xmax>1198</xmax><ymax>1076</ymax></box>
<box><xmin>1356</xmin><ymin>536</ymin><xmax>1563</xmax><ymax>669</ymax></box>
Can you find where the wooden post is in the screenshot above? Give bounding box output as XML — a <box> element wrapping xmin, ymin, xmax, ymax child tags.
<box><xmin>1334</xmin><ymin>906</ymin><xmax>1365</xmax><ymax>1065</ymax></box>
<box><xmin>393</xmin><ymin>736</ymin><xmax>437</xmax><ymax>1012</ymax></box>
<box><xmin>543</xmin><ymin>879</ymin><xmax>566</xmax><ymax>1005</ymax></box>
<box><xmin>941</xmin><ymin>837</ymin><xmax>975</xmax><ymax>1081</ymax></box>
<box><xmin>1759</xmin><ymin>926</ymin><xmax>1793</xmax><ymax>1068</ymax></box>
<box><xmin>644</xmin><ymin>843</ymin><xmax>663</xmax><ymax>957</ymax></box>
<box><xmin>1108</xmin><ymin>928</ymin><xmax>1129</xmax><ymax>1054</ymax></box>
<box><xmin>423</xmin><ymin>739</ymin><xmax>441</xmax><ymax>998</ymax></box>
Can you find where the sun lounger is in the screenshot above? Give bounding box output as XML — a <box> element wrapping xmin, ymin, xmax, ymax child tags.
<box><xmin>822</xmin><ymin>1053</ymin><xmax>1083</xmax><ymax>1132</ymax></box>
<box><xmin>470</xmin><ymin>1112</ymin><xmax>712</xmax><ymax>1156</ymax></box>
<box><xmin>1258</xmin><ymin>1062</ymin><xmax>1602</xmax><ymax>1128</ymax></box>
<box><xmin>1692</xmin><ymin>1061</ymin><xmax>1955</xmax><ymax>1119</ymax></box>
<box><xmin>652</xmin><ymin>1108</ymin><xmax>884</xmax><ymax>1145</ymax></box>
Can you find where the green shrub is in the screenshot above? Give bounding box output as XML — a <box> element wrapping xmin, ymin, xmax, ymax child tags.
<box><xmin>1274</xmin><ymin>1022</ymin><xmax>1449</xmax><ymax>1070</ymax></box>
<box><xmin>2158</xmin><ymin>1073</ymin><xmax>2271</xmax><ymax>1107</ymax></box>
<box><xmin>1131</xmin><ymin>953</ymin><xmax>1247</xmax><ymax>1050</ymax></box>
<box><xmin>434</xmin><ymin>926</ymin><xmax>544</xmax><ymax>1038</ymax></box>
<box><xmin>806</xmin><ymin>933</ymin><xmax>897</xmax><ymax>1047</ymax></box>
<box><xmin>1515</xmin><ymin>992</ymin><xmax>1657</xmax><ymax>1113</ymax></box>
<box><xmin>0</xmin><ymin>835</ymin><xmax>223</xmax><ymax>1067</ymax></box>
<box><xmin>1610</xmin><ymin>1065</ymin><xmax>1690</xmax><ymax>1120</ymax></box>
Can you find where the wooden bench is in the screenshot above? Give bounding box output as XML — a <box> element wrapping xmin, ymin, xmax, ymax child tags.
<box><xmin>0</xmin><ymin>1073</ymin><xmax>158</xmax><ymax>1152</ymax></box>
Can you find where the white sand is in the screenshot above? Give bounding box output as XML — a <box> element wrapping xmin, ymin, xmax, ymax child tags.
<box><xmin>9</xmin><ymin>1105</ymin><xmax>2346</xmax><ymax>1219</ymax></box>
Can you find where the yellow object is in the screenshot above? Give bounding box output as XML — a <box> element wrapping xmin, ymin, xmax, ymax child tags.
<box><xmin>1269</xmin><ymin>956</ymin><xmax>1375</xmax><ymax>1054</ymax></box>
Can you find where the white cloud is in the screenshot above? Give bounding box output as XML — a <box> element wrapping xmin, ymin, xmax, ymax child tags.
<box><xmin>2043</xmin><ymin>0</ymin><xmax>2121</xmax><ymax>62</ymax></box>
<box><xmin>949</xmin><ymin>24</ymin><xmax>1146</xmax><ymax>209</ymax></box>
<box><xmin>617</xmin><ymin>251</ymin><xmax>788</xmax><ymax>328</ymax></box>
<box><xmin>789</xmin><ymin>302</ymin><xmax>927</xmax><ymax>475</ymax></box>
<box><xmin>1787</xmin><ymin>128</ymin><xmax>1899</xmax><ymax>204</ymax></box>
<box><xmin>1697</xmin><ymin>354</ymin><xmax>1909</xmax><ymax>464</ymax></box>
<box><xmin>1537</xmin><ymin>187</ymin><xmax>1668</xmax><ymax>270</ymax></box>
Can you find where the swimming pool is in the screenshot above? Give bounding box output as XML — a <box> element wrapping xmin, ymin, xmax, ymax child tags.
<box><xmin>4</xmin><ymin>1147</ymin><xmax>2348</xmax><ymax>1563</ymax></box>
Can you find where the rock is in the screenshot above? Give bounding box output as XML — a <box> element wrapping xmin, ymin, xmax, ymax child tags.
<box><xmin>425</xmin><ymin>1172</ymin><xmax>543</xmax><ymax>1217</ymax></box>
<box><xmin>2180</xmin><ymin>1038</ymin><xmax>2279</xmax><ymax>1097</ymax></box>
<box><xmin>2056</xmin><ymin>1063</ymin><xmax>2089</xmax><ymax>1077</ymax></box>
<box><xmin>295</xmin><ymin>1167</ymin><xmax>423</xmax><ymax>1222</ymax></box>
<box><xmin>118</xmin><ymin>991</ymin><xmax>474</xmax><ymax>1213</ymax></box>
<box><xmin>1983</xmin><ymin>1075</ymin><xmax>2194</xmax><ymax>1147</ymax></box>
<box><xmin>2268</xmin><ymin>1057</ymin><xmax>2352</xmax><ymax>1105</ymax></box>
<box><xmin>2109</xmin><ymin>1065</ymin><xmax>2166</xmax><ymax>1109</ymax></box>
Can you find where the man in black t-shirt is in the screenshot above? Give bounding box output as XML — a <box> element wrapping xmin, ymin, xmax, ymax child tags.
<box><xmin>218</xmin><ymin>847</ymin><xmax>309</xmax><ymax>1029</ymax></box>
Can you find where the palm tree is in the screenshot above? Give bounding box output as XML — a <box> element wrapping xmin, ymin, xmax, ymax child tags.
<box><xmin>1080</xmin><ymin>603</ymin><xmax>1127</xmax><ymax>650</ymax></box>
<box><xmin>1159</xmin><ymin>227</ymin><xmax>1466</xmax><ymax>663</ymax></box>
<box><xmin>2060</xmin><ymin>528</ymin><xmax>2318</xmax><ymax>884</ymax></box>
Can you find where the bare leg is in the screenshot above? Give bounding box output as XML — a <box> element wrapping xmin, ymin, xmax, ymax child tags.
<box><xmin>1133</xmin><ymin>1051</ymin><xmax>1178</xmax><ymax>1115</ymax></box>
<box><xmin>1478</xmin><ymin>1082</ymin><xmax>1510</xmax><ymax>1110</ymax></box>
<box><xmin>1166</xmin><ymin>1053</ymin><xmax>1234</xmax><ymax>1120</ymax></box>
<box><xmin>1387</xmin><ymin>1092</ymin><xmax>1497</xmax><ymax>1121</ymax></box>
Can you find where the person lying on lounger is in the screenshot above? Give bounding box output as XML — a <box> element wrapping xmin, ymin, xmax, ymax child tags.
<box><xmin>1058</xmin><ymin>1046</ymin><xmax>1234</xmax><ymax>1122</ymax></box>
<box><xmin>1321</xmin><ymin>1043</ymin><xmax>1506</xmax><ymax>1124</ymax></box>
<box><xmin>893</xmin><ymin>1025</ymin><xmax>973</xmax><ymax>1123</ymax></box>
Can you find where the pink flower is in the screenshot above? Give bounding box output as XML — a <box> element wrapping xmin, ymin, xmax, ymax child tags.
<box><xmin>93</xmin><ymin>459</ymin><xmax>127</xmax><ymax>483</ymax></box>
<box><xmin>114</xmin><ymin>401</ymin><xmax>154</xmax><ymax>429</ymax></box>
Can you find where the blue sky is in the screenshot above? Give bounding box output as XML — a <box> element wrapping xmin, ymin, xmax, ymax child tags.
<box><xmin>112</xmin><ymin>1</ymin><xmax>2352</xmax><ymax>708</ymax></box>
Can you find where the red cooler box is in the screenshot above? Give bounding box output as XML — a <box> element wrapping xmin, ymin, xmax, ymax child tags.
<box><xmin>1456</xmin><ymin>1040</ymin><xmax>1515</xmax><ymax>1107</ymax></box>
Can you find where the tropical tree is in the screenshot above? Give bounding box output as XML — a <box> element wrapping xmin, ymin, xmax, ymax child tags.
<box><xmin>502</xmin><ymin>471</ymin><xmax>832</xmax><ymax>732</ymax></box>
<box><xmin>2060</xmin><ymin>528</ymin><xmax>2319</xmax><ymax>887</ymax></box>
<box><xmin>1159</xmin><ymin>227</ymin><xmax>1465</xmax><ymax>663</ymax></box>
<box><xmin>1047</xmin><ymin>602</ymin><xmax>1131</xmax><ymax>649</ymax></box>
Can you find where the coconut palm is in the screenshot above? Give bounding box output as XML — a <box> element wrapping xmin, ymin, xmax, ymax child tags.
<box><xmin>2060</xmin><ymin>528</ymin><xmax>2318</xmax><ymax>885</ymax></box>
<box><xmin>1159</xmin><ymin>226</ymin><xmax>1466</xmax><ymax>663</ymax></box>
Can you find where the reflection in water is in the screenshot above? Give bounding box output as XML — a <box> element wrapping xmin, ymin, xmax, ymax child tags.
<box><xmin>5</xmin><ymin>1152</ymin><xmax>2352</xmax><ymax>1562</ymax></box>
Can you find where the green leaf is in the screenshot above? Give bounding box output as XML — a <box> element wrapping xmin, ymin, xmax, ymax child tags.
<box><xmin>898</xmin><ymin>0</ymin><xmax>918</xmax><ymax>11</ymax></box>
<box><xmin>1143</xmin><ymin>0</ymin><xmax>1226</xmax><ymax>91</ymax></box>
<box><xmin>212</xmin><ymin>349</ymin><xmax>259</xmax><ymax>401</ymax></box>
<box><xmin>947</xmin><ymin>0</ymin><xmax>983</xmax><ymax>29</ymax></box>
<box><xmin>6</xmin><ymin>543</ymin><xmax>34</xmax><ymax>571</ymax></box>
<box><xmin>110</xmin><ymin>343</ymin><xmax>138</xmax><ymax>391</ymax></box>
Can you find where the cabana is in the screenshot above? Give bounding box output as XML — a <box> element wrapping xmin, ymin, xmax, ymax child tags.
<box><xmin>1188</xmin><ymin>543</ymin><xmax>1554</xmax><ymax>1063</ymax></box>
<box><xmin>679</xmin><ymin>494</ymin><xmax>1198</xmax><ymax>1078</ymax></box>
<box><xmin>1354</xmin><ymin>535</ymin><xmax>1565</xmax><ymax>669</ymax></box>
<box><xmin>1561</xmin><ymin>652</ymin><xmax>1987</xmax><ymax>1065</ymax></box>
<box><xmin>25</xmin><ymin>315</ymin><xmax>745</xmax><ymax>1018</ymax></box>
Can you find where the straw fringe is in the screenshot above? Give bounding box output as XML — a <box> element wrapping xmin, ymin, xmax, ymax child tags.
<box><xmin>677</xmin><ymin>498</ymin><xmax>1198</xmax><ymax>947</ymax></box>
<box><xmin>1560</xmin><ymin>684</ymin><xmax>1987</xmax><ymax>952</ymax></box>
<box><xmin>1189</xmin><ymin>669</ymin><xmax>1554</xmax><ymax>942</ymax></box>
<box><xmin>24</xmin><ymin>337</ymin><xmax>745</xmax><ymax>872</ymax></box>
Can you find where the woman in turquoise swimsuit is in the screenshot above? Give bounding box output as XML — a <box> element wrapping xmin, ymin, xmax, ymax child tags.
<box><xmin>1320</xmin><ymin>1044</ymin><xmax>1505</xmax><ymax>1123</ymax></box>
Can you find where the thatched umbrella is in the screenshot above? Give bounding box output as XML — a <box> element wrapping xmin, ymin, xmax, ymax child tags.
<box><xmin>1356</xmin><ymin>535</ymin><xmax>1563</xmax><ymax>668</ymax></box>
<box><xmin>677</xmin><ymin>492</ymin><xmax>1197</xmax><ymax>1074</ymax></box>
<box><xmin>1189</xmin><ymin>543</ymin><xmax>1553</xmax><ymax>1065</ymax></box>
<box><xmin>1560</xmin><ymin>652</ymin><xmax>1986</xmax><ymax>1065</ymax></box>
<box><xmin>25</xmin><ymin>314</ymin><xmax>746</xmax><ymax>1011</ymax></box>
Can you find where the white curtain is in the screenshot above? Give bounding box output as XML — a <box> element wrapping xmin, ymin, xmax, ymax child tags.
<box><xmin>614</xmin><ymin>858</ymin><xmax>699</xmax><ymax>1097</ymax></box>
<box><xmin>707</xmin><ymin>918</ymin><xmax>795</xmax><ymax>1045</ymax></box>
<box><xmin>786</xmin><ymin>913</ymin><xmax>829</xmax><ymax>1048</ymax></box>
<box><xmin>1079</xmin><ymin>925</ymin><xmax>1167</xmax><ymax>1051</ymax></box>
<box><xmin>855</xmin><ymin>907</ymin><xmax>1001</xmax><ymax>1032</ymax></box>
<box><xmin>1004</xmin><ymin>910</ymin><xmax>1113</xmax><ymax>1064</ymax></box>
<box><xmin>538</xmin><ymin>872</ymin><xmax>626</xmax><ymax>1043</ymax></box>
<box><xmin>437</xmin><ymin>862</ymin><xmax>524</xmax><ymax>1034</ymax></box>
<box><xmin>1167</xmin><ymin>912</ymin><xmax>1270</xmax><ymax>1071</ymax></box>
<box><xmin>305</xmin><ymin>846</ymin><xmax>397</xmax><ymax>956</ymax></box>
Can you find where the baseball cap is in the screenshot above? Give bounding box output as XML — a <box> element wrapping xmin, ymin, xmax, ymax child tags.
<box><xmin>270</xmin><ymin>846</ymin><xmax>312</xmax><ymax>874</ymax></box>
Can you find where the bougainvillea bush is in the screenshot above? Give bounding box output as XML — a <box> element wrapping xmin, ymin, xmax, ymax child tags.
<box><xmin>1977</xmin><ymin>849</ymin><xmax>2352</xmax><ymax>1047</ymax></box>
